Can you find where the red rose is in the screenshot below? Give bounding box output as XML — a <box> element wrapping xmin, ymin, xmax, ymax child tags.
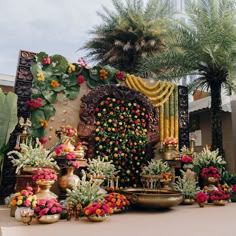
<box><xmin>77</xmin><ymin>75</ymin><xmax>85</xmax><ymax>85</ymax></box>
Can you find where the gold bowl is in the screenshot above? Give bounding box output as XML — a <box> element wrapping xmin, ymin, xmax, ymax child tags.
<box><xmin>87</xmin><ymin>215</ymin><xmax>108</xmax><ymax>222</ymax></box>
<box><xmin>121</xmin><ymin>188</ymin><xmax>183</xmax><ymax>209</ymax></box>
<box><xmin>38</xmin><ymin>214</ymin><xmax>60</xmax><ymax>224</ymax></box>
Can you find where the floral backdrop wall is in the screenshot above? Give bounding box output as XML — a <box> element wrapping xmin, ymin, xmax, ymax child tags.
<box><xmin>94</xmin><ymin>96</ymin><xmax>149</xmax><ymax>187</ymax></box>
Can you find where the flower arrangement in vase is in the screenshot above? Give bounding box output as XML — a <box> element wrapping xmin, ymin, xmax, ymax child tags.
<box><xmin>201</xmin><ymin>166</ymin><xmax>221</xmax><ymax>179</ymax></box>
<box><xmin>32</xmin><ymin>168</ymin><xmax>58</xmax><ymax>182</ymax></box>
<box><xmin>209</xmin><ymin>189</ymin><xmax>230</xmax><ymax>205</ymax></box>
<box><xmin>32</xmin><ymin>168</ymin><xmax>58</xmax><ymax>200</ymax></box>
<box><xmin>10</xmin><ymin>186</ymin><xmax>37</xmax><ymax>222</ymax></box>
<box><xmin>163</xmin><ymin>137</ymin><xmax>178</xmax><ymax>160</ymax></box>
<box><xmin>195</xmin><ymin>192</ymin><xmax>208</xmax><ymax>207</ymax></box>
<box><xmin>181</xmin><ymin>155</ymin><xmax>193</xmax><ymax>170</ymax></box>
<box><xmin>83</xmin><ymin>201</ymin><xmax>113</xmax><ymax>222</ymax></box>
<box><xmin>163</xmin><ymin>136</ymin><xmax>178</xmax><ymax>146</ymax></box>
<box><xmin>34</xmin><ymin>199</ymin><xmax>62</xmax><ymax>223</ymax></box>
<box><xmin>10</xmin><ymin>186</ymin><xmax>37</xmax><ymax>209</ymax></box>
<box><xmin>104</xmin><ymin>192</ymin><xmax>130</xmax><ymax>213</ymax></box>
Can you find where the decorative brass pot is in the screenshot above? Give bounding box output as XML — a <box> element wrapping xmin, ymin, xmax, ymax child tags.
<box><xmin>58</xmin><ymin>167</ymin><xmax>79</xmax><ymax>191</ymax></box>
<box><xmin>87</xmin><ymin>215</ymin><xmax>108</xmax><ymax>222</ymax></box>
<box><xmin>121</xmin><ymin>188</ymin><xmax>183</xmax><ymax>209</ymax></box>
<box><xmin>36</xmin><ymin>180</ymin><xmax>57</xmax><ymax>200</ymax></box>
<box><xmin>182</xmin><ymin>198</ymin><xmax>195</xmax><ymax>205</ymax></box>
<box><xmin>38</xmin><ymin>214</ymin><xmax>61</xmax><ymax>224</ymax></box>
<box><xmin>213</xmin><ymin>200</ymin><xmax>226</xmax><ymax>206</ymax></box>
<box><xmin>163</xmin><ymin>144</ymin><xmax>178</xmax><ymax>160</ymax></box>
<box><xmin>198</xmin><ymin>202</ymin><xmax>205</xmax><ymax>208</ymax></box>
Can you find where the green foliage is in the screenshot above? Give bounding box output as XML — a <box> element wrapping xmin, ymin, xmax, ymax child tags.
<box><xmin>83</xmin><ymin>0</ymin><xmax>169</xmax><ymax>73</ymax></box>
<box><xmin>87</xmin><ymin>157</ymin><xmax>118</xmax><ymax>179</ymax></box>
<box><xmin>0</xmin><ymin>89</ymin><xmax>18</xmax><ymax>151</ymax></box>
<box><xmin>7</xmin><ymin>138</ymin><xmax>59</xmax><ymax>174</ymax></box>
<box><xmin>193</xmin><ymin>146</ymin><xmax>226</xmax><ymax>174</ymax></box>
<box><xmin>66</xmin><ymin>170</ymin><xmax>105</xmax><ymax>208</ymax></box>
<box><xmin>141</xmin><ymin>159</ymin><xmax>170</xmax><ymax>175</ymax></box>
<box><xmin>220</xmin><ymin>170</ymin><xmax>236</xmax><ymax>186</ymax></box>
<box><xmin>173</xmin><ymin>170</ymin><xmax>200</xmax><ymax>199</ymax></box>
<box><xmin>139</xmin><ymin>0</ymin><xmax>236</xmax><ymax>153</ymax></box>
<box><xmin>30</xmin><ymin>51</ymin><xmax>124</xmax><ymax>138</ymax></box>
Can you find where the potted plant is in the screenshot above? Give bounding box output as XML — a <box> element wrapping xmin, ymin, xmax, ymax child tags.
<box><xmin>195</xmin><ymin>192</ymin><xmax>208</xmax><ymax>207</ymax></box>
<box><xmin>34</xmin><ymin>198</ymin><xmax>62</xmax><ymax>223</ymax></box>
<box><xmin>66</xmin><ymin>170</ymin><xmax>105</xmax><ymax>211</ymax></box>
<box><xmin>193</xmin><ymin>146</ymin><xmax>226</xmax><ymax>175</ymax></box>
<box><xmin>209</xmin><ymin>189</ymin><xmax>230</xmax><ymax>206</ymax></box>
<box><xmin>83</xmin><ymin>201</ymin><xmax>113</xmax><ymax>222</ymax></box>
<box><xmin>87</xmin><ymin>157</ymin><xmax>117</xmax><ymax>179</ymax></box>
<box><xmin>173</xmin><ymin>170</ymin><xmax>200</xmax><ymax>204</ymax></box>
<box><xmin>163</xmin><ymin>137</ymin><xmax>178</xmax><ymax>160</ymax></box>
<box><xmin>7</xmin><ymin>138</ymin><xmax>59</xmax><ymax>174</ymax></box>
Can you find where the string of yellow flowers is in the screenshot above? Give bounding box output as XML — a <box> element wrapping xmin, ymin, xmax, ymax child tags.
<box><xmin>125</xmin><ymin>73</ymin><xmax>178</xmax><ymax>144</ymax></box>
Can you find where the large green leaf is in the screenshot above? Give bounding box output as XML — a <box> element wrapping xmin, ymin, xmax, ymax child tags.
<box><xmin>42</xmin><ymin>90</ymin><xmax>57</xmax><ymax>104</ymax></box>
<box><xmin>31</xmin><ymin>109</ymin><xmax>45</xmax><ymax>129</ymax></box>
<box><xmin>50</xmin><ymin>54</ymin><xmax>68</xmax><ymax>74</ymax></box>
<box><xmin>36</xmin><ymin>52</ymin><xmax>48</xmax><ymax>63</ymax></box>
<box><xmin>43</xmin><ymin>104</ymin><xmax>56</xmax><ymax>120</ymax></box>
<box><xmin>64</xmin><ymin>86</ymin><xmax>80</xmax><ymax>100</ymax></box>
<box><xmin>86</xmin><ymin>79</ymin><xmax>100</xmax><ymax>89</ymax></box>
<box><xmin>31</xmin><ymin>62</ymin><xmax>43</xmax><ymax>79</ymax></box>
<box><xmin>61</xmin><ymin>73</ymin><xmax>78</xmax><ymax>87</ymax></box>
<box><xmin>0</xmin><ymin>90</ymin><xmax>18</xmax><ymax>149</ymax></box>
<box><xmin>32</xmin><ymin>127</ymin><xmax>46</xmax><ymax>138</ymax></box>
<box><xmin>89</xmin><ymin>67</ymin><xmax>101</xmax><ymax>81</ymax></box>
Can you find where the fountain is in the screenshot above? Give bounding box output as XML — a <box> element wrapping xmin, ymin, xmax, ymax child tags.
<box><xmin>121</xmin><ymin>160</ymin><xmax>183</xmax><ymax>209</ymax></box>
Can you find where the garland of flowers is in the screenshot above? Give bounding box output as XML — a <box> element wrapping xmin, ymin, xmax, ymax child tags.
<box><xmin>94</xmin><ymin>96</ymin><xmax>150</xmax><ymax>187</ymax></box>
<box><xmin>125</xmin><ymin>73</ymin><xmax>178</xmax><ymax>143</ymax></box>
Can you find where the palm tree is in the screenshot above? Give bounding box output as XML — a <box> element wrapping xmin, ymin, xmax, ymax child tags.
<box><xmin>82</xmin><ymin>0</ymin><xmax>169</xmax><ymax>73</ymax></box>
<box><xmin>139</xmin><ymin>0</ymin><xmax>236</xmax><ymax>156</ymax></box>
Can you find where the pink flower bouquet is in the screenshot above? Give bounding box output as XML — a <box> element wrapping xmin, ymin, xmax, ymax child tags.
<box><xmin>34</xmin><ymin>199</ymin><xmax>62</xmax><ymax>217</ymax></box>
<box><xmin>32</xmin><ymin>168</ymin><xmax>57</xmax><ymax>181</ymax></box>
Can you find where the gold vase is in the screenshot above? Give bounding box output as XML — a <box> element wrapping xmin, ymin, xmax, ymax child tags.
<box><xmin>206</xmin><ymin>177</ymin><xmax>219</xmax><ymax>192</ymax></box>
<box><xmin>36</xmin><ymin>180</ymin><xmax>57</xmax><ymax>200</ymax></box>
<box><xmin>87</xmin><ymin>215</ymin><xmax>108</xmax><ymax>222</ymax></box>
<box><xmin>38</xmin><ymin>214</ymin><xmax>60</xmax><ymax>224</ymax></box>
<box><xmin>58</xmin><ymin>167</ymin><xmax>79</xmax><ymax>191</ymax></box>
<box><xmin>163</xmin><ymin>144</ymin><xmax>178</xmax><ymax>160</ymax></box>
<box><xmin>183</xmin><ymin>198</ymin><xmax>195</xmax><ymax>205</ymax></box>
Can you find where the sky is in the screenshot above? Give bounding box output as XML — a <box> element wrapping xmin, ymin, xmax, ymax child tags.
<box><xmin>0</xmin><ymin>0</ymin><xmax>115</xmax><ymax>76</ymax></box>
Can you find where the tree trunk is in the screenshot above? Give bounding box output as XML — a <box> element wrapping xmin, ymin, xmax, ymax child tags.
<box><xmin>209</xmin><ymin>81</ymin><xmax>223</xmax><ymax>156</ymax></box>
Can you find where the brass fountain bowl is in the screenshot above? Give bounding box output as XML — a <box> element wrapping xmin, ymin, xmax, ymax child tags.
<box><xmin>121</xmin><ymin>188</ymin><xmax>183</xmax><ymax>209</ymax></box>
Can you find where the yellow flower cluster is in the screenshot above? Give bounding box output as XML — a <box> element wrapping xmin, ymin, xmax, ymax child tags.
<box><xmin>51</xmin><ymin>79</ymin><xmax>59</xmax><ymax>88</ymax></box>
<box><xmin>37</xmin><ymin>72</ymin><xmax>45</xmax><ymax>81</ymax></box>
<box><xmin>68</xmin><ymin>63</ymin><xmax>76</xmax><ymax>73</ymax></box>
